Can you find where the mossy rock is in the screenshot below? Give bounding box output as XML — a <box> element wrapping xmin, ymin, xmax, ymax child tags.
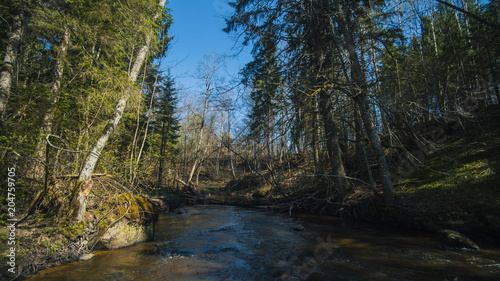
<box><xmin>436</xmin><ymin>229</ymin><xmax>480</xmax><ymax>251</ymax></box>
<box><xmin>97</xmin><ymin>219</ymin><xmax>155</xmax><ymax>249</ymax></box>
<box><xmin>93</xmin><ymin>194</ymin><xmax>159</xmax><ymax>250</ymax></box>
<box><xmin>117</xmin><ymin>193</ymin><xmax>159</xmax><ymax>222</ymax></box>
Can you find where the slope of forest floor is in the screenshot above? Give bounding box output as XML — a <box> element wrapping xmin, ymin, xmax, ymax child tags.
<box><xmin>372</xmin><ymin>115</ymin><xmax>500</xmax><ymax>245</ymax></box>
<box><xmin>356</xmin><ymin>105</ymin><xmax>500</xmax><ymax>245</ymax></box>
<box><xmin>343</xmin><ymin>130</ymin><xmax>500</xmax><ymax>245</ymax></box>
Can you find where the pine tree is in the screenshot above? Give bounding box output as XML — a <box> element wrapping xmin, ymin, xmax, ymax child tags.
<box><xmin>150</xmin><ymin>70</ymin><xmax>180</xmax><ymax>186</ymax></box>
<box><xmin>241</xmin><ymin>24</ymin><xmax>281</xmax><ymax>169</ymax></box>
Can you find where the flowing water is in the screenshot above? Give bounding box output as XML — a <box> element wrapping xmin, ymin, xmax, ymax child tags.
<box><xmin>26</xmin><ymin>205</ymin><xmax>500</xmax><ymax>280</ymax></box>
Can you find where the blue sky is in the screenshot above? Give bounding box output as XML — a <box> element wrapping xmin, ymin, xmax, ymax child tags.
<box><xmin>162</xmin><ymin>0</ymin><xmax>252</xmax><ymax>95</ymax></box>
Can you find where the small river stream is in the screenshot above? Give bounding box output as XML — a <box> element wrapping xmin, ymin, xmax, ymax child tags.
<box><xmin>26</xmin><ymin>205</ymin><xmax>500</xmax><ymax>280</ymax></box>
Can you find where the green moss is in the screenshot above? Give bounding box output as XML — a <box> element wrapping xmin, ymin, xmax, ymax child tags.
<box><xmin>397</xmin><ymin>136</ymin><xmax>499</xmax><ymax>195</ymax></box>
<box><xmin>0</xmin><ymin>231</ymin><xmax>7</xmax><ymax>244</ymax></box>
<box><xmin>117</xmin><ymin>193</ymin><xmax>158</xmax><ymax>221</ymax></box>
<box><xmin>382</xmin><ymin>127</ymin><xmax>500</xmax><ymax>241</ymax></box>
<box><xmin>62</xmin><ymin>221</ymin><xmax>87</xmax><ymax>241</ymax></box>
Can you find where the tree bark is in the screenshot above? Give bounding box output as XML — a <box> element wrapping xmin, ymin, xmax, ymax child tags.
<box><xmin>0</xmin><ymin>12</ymin><xmax>23</xmax><ymax>121</ymax></box>
<box><xmin>188</xmin><ymin>59</ymin><xmax>216</xmax><ymax>183</ymax></box>
<box><xmin>266</xmin><ymin>106</ymin><xmax>273</xmax><ymax>172</ymax></box>
<box><xmin>215</xmin><ymin>111</ymin><xmax>225</xmax><ymax>178</ymax></box>
<box><xmin>227</xmin><ymin>109</ymin><xmax>236</xmax><ymax>178</ymax></box>
<box><xmin>354</xmin><ymin>102</ymin><xmax>375</xmax><ymax>188</ymax></box>
<box><xmin>319</xmin><ymin>89</ymin><xmax>348</xmax><ymax>201</ymax></box>
<box><xmin>158</xmin><ymin>121</ymin><xmax>166</xmax><ymax>186</ymax></box>
<box><xmin>32</xmin><ymin>27</ymin><xmax>70</xmax><ymax>178</ymax></box>
<box><xmin>312</xmin><ymin>94</ymin><xmax>320</xmax><ymax>174</ymax></box>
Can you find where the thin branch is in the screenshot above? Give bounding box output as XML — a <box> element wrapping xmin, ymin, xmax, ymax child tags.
<box><xmin>435</xmin><ymin>0</ymin><xmax>500</xmax><ymax>30</ymax></box>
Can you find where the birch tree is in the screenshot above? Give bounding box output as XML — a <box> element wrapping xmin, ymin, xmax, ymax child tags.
<box><xmin>69</xmin><ymin>0</ymin><xmax>169</xmax><ymax>222</ymax></box>
<box><xmin>0</xmin><ymin>11</ymin><xmax>23</xmax><ymax>121</ymax></box>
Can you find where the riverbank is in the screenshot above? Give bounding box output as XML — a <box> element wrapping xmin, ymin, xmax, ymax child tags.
<box><xmin>0</xmin><ymin>177</ymin><xmax>181</xmax><ymax>280</ymax></box>
<box><xmin>344</xmin><ymin>107</ymin><xmax>500</xmax><ymax>246</ymax></box>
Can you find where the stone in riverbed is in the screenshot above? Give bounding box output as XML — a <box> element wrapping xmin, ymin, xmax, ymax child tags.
<box><xmin>79</xmin><ymin>253</ymin><xmax>95</xmax><ymax>261</ymax></box>
<box><xmin>98</xmin><ymin>219</ymin><xmax>156</xmax><ymax>249</ymax></box>
<box><xmin>436</xmin><ymin>229</ymin><xmax>480</xmax><ymax>251</ymax></box>
<box><xmin>292</xmin><ymin>224</ymin><xmax>305</xmax><ymax>231</ymax></box>
<box><xmin>95</xmin><ymin>194</ymin><xmax>159</xmax><ymax>250</ymax></box>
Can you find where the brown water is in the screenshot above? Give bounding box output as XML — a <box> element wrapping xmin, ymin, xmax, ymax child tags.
<box><xmin>26</xmin><ymin>205</ymin><xmax>500</xmax><ymax>280</ymax></box>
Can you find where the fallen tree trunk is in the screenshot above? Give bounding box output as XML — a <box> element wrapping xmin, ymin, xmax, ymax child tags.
<box><xmin>55</xmin><ymin>173</ymin><xmax>108</xmax><ymax>179</ymax></box>
<box><xmin>175</xmin><ymin>178</ymin><xmax>205</xmax><ymax>199</ymax></box>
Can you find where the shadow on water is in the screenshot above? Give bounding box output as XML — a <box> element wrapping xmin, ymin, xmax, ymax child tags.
<box><xmin>26</xmin><ymin>205</ymin><xmax>500</xmax><ymax>281</ymax></box>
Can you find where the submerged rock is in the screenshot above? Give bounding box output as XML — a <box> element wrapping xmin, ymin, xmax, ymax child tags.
<box><xmin>292</xmin><ymin>224</ymin><xmax>305</xmax><ymax>231</ymax></box>
<box><xmin>436</xmin><ymin>229</ymin><xmax>480</xmax><ymax>251</ymax></box>
<box><xmin>79</xmin><ymin>253</ymin><xmax>95</xmax><ymax>261</ymax></box>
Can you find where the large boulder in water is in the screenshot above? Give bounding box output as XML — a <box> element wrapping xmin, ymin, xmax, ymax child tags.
<box><xmin>436</xmin><ymin>229</ymin><xmax>480</xmax><ymax>251</ymax></box>
<box><xmin>96</xmin><ymin>194</ymin><xmax>158</xmax><ymax>249</ymax></box>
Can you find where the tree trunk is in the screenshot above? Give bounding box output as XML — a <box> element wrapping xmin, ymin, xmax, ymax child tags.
<box><xmin>354</xmin><ymin>102</ymin><xmax>375</xmax><ymax>188</ymax></box>
<box><xmin>71</xmin><ymin>39</ymin><xmax>150</xmax><ymax>221</ymax></box>
<box><xmin>188</xmin><ymin>62</ymin><xmax>214</xmax><ymax>183</ymax></box>
<box><xmin>136</xmin><ymin>69</ymin><xmax>158</xmax><ymax>166</ymax></box>
<box><xmin>335</xmin><ymin>3</ymin><xmax>394</xmax><ymax>204</ymax></box>
<box><xmin>216</xmin><ymin>111</ymin><xmax>225</xmax><ymax>178</ymax></box>
<box><xmin>425</xmin><ymin>0</ymin><xmax>439</xmax><ymax>57</ymax></box>
<box><xmin>32</xmin><ymin>27</ymin><xmax>70</xmax><ymax>178</ymax></box>
<box><xmin>77</xmin><ymin>41</ymin><xmax>149</xmax><ymax>181</ymax></box>
<box><xmin>319</xmin><ymin>89</ymin><xmax>348</xmax><ymax>201</ymax></box>
<box><xmin>0</xmin><ymin>12</ymin><xmax>23</xmax><ymax>121</ymax></box>
<box><xmin>266</xmin><ymin>107</ymin><xmax>273</xmax><ymax>172</ymax></box>
<box><xmin>312</xmin><ymin>94</ymin><xmax>320</xmax><ymax>174</ymax></box>
<box><xmin>227</xmin><ymin>110</ymin><xmax>236</xmax><ymax>178</ymax></box>
<box><xmin>158</xmin><ymin>121</ymin><xmax>166</xmax><ymax>186</ymax></box>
